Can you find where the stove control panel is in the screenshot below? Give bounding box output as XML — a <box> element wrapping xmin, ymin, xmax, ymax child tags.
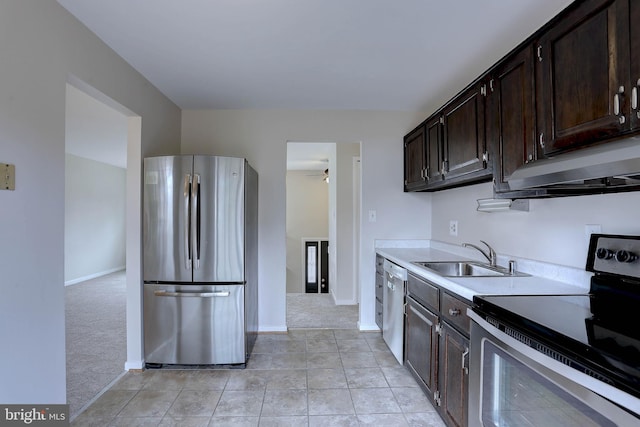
<box><xmin>587</xmin><ymin>234</ymin><xmax>640</xmax><ymax>279</ymax></box>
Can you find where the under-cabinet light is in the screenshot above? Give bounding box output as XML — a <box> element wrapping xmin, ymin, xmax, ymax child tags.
<box><xmin>477</xmin><ymin>198</ymin><xmax>529</xmax><ymax>213</ymax></box>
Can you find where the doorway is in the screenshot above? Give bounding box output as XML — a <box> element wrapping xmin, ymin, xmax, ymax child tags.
<box><xmin>285</xmin><ymin>141</ymin><xmax>361</xmax><ymax>328</ymax></box>
<box><xmin>64</xmin><ymin>79</ymin><xmax>142</xmax><ymax>419</ymax></box>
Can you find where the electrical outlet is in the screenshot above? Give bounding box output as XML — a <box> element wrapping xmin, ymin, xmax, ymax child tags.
<box><xmin>449</xmin><ymin>220</ymin><xmax>458</xmax><ymax>236</ymax></box>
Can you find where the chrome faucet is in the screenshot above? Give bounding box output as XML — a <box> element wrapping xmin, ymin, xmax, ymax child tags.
<box><xmin>462</xmin><ymin>240</ymin><xmax>497</xmax><ymax>267</ymax></box>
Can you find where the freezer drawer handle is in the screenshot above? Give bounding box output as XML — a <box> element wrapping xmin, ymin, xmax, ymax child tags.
<box><xmin>154</xmin><ymin>290</ymin><xmax>231</xmax><ymax>298</ymax></box>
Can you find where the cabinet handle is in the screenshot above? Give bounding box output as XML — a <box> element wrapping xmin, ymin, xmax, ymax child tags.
<box><xmin>448</xmin><ymin>308</ymin><xmax>461</xmax><ymax>316</ymax></box>
<box><xmin>525</xmin><ymin>153</ymin><xmax>534</xmax><ymax>164</ymax></box>
<box><xmin>635</xmin><ymin>79</ymin><xmax>640</xmax><ymax>119</ymax></box>
<box><xmin>539</xmin><ymin>133</ymin><xmax>545</xmax><ymax>149</ymax></box>
<box><xmin>489</xmin><ymin>79</ymin><xmax>494</xmax><ymax>93</ymax></box>
<box><xmin>537</xmin><ymin>45</ymin><xmax>543</xmax><ymax>62</ymax></box>
<box><xmin>462</xmin><ymin>347</ymin><xmax>469</xmax><ymax>375</ymax></box>
<box><xmin>614</xmin><ymin>86</ymin><xmax>626</xmax><ymax>124</ymax></box>
<box><xmin>442</xmin><ymin>160</ymin><xmax>448</xmax><ymax>174</ymax></box>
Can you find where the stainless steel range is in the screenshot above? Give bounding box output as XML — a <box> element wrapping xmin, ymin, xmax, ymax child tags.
<box><xmin>468</xmin><ymin>234</ymin><xmax>640</xmax><ymax>426</ymax></box>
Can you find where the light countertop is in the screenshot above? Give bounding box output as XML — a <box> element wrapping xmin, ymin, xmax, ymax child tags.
<box><xmin>375</xmin><ymin>243</ymin><xmax>591</xmax><ymax>302</ymax></box>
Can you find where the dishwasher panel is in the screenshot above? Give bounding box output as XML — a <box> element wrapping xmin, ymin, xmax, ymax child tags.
<box><xmin>144</xmin><ymin>283</ymin><xmax>245</xmax><ymax>365</ymax></box>
<box><xmin>382</xmin><ymin>259</ymin><xmax>407</xmax><ymax>364</ymax></box>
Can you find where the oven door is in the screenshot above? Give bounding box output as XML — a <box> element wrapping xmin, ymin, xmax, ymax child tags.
<box><xmin>468</xmin><ymin>312</ymin><xmax>639</xmax><ymax>427</ymax></box>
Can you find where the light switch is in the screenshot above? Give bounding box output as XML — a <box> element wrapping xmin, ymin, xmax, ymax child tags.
<box><xmin>368</xmin><ymin>210</ymin><xmax>377</xmax><ymax>222</ymax></box>
<box><xmin>2</xmin><ymin>163</ymin><xmax>15</xmax><ymax>190</ymax></box>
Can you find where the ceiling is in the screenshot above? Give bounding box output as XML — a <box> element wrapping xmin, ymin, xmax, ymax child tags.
<box><xmin>57</xmin><ymin>0</ymin><xmax>574</xmax><ymax>112</ymax></box>
<box><xmin>287</xmin><ymin>142</ymin><xmax>334</xmax><ymax>170</ymax></box>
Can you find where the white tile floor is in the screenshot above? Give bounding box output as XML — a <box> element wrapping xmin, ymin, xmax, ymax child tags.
<box><xmin>71</xmin><ymin>329</ymin><xmax>445</xmax><ymax>426</ymax></box>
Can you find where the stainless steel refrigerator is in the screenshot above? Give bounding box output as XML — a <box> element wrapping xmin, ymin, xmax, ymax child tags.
<box><xmin>143</xmin><ymin>155</ymin><xmax>258</xmax><ymax>366</ymax></box>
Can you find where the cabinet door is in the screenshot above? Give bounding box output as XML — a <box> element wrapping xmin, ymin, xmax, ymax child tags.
<box><xmin>442</xmin><ymin>82</ymin><xmax>487</xmax><ymax>180</ymax></box>
<box><xmin>425</xmin><ymin>115</ymin><xmax>444</xmax><ymax>183</ymax></box>
<box><xmin>630</xmin><ymin>0</ymin><xmax>640</xmax><ymax>129</ymax></box>
<box><xmin>439</xmin><ymin>322</ymin><xmax>469</xmax><ymax>427</ymax></box>
<box><xmin>537</xmin><ymin>0</ymin><xmax>629</xmax><ymax>154</ymax></box>
<box><xmin>404</xmin><ymin>125</ymin><xmax>427</xmax><ymax>191</ymax></box>
<box><xmin>488</xmin><ymin>47</ymin><xmax>537</xmax><ymax>193</ymax></box>
<box><xmin>405</xmin><ymin>297</ymin><xmax>439</xmax><ymax>396</ymax></box>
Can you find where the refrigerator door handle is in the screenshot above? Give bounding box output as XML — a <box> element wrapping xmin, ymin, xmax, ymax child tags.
<box><xmin>192</xmin><ymin>173</ymin><xmax>201</xmax><ymax>269</ymax></box>
<box><xmin>183</xmin><ymin>174</ymin><xmax>192</xmax><ymax>270</ymax></box>
<box><xmin>154</xmin><ymin>290</ymin><xmax>231</xmax><ymax>298</ymax></box>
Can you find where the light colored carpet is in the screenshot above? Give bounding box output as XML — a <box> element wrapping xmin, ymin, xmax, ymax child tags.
<box><xmin>286</xmin><ymin>293</ymin><xmax>359</xmax><ymax>329</ymax></box>
<box><xmin>65</xmin><ymin>270</ymin><xmax>126</xmax><ymax>420</ymax></box>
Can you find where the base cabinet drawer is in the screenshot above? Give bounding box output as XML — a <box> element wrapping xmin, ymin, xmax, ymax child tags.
<box><xmin>441</xmin><ymin>291</ymin><xmax>471</xmax><ymax>335</ymax></box>
<box><xmin>407</xmin><ymin>273</ymin><xmax>439</xmax><ymax>312</ymax></box>
<box><xmin>375</xmin><ymin>271</ymin><xmax>384</xmax><ymax>302</ymax></box>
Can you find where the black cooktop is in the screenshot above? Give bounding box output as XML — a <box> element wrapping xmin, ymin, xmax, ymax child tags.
<box><xmin>474</xmin><ymin>291</ymin><xmax>640</xmax><ymax>400</ymax></box>
<box><xmin>474</xmin><ymin>234</ymin><xmax>640</xmax><ymax>400</ymax></box>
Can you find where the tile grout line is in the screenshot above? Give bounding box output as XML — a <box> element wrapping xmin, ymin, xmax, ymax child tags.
<box><xmin>70</xmin><ymin>370</ymin><xmax>128</xmax><ymax>423</ymax></box>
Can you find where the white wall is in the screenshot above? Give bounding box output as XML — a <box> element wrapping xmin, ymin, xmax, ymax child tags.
<box><xmin>181</xmin><ymin>109</ymin><xmax>431</xmax><ymax>331</ymax></box>
<box><xmin>333</xmin><ymin>142</ymin><xmax>361</xmax><ymax>304</ymax></box>
<box><xmin>0</xmin><ymin>1</ymin><xmax>181</xmax><ymax>404</ymax></box>
<box><xmin>431</xmin><ymin>181</ymin><xmax>640</xmax><ymax>269</ymax></box>
<box><xmin>286</xmin><ymin>170</ymin><xmax>329</xmax><ymax>293</ymax></box>
<box><xmin>64</xmin><ymin>154</ymin><xmax>126</xmax><ymax>284</ymax></box>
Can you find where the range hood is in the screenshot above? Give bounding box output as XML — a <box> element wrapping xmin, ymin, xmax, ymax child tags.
<box><xmin>507</xmin><ymin>137</ymin><xmax>640</xmax><ymax>192</ymax></box>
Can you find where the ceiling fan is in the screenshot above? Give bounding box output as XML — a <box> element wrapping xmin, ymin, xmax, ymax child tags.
<box><xmin>304</xmin><ymin>168</ymin><xmax>329</xmax><ymax>183</ymax></box>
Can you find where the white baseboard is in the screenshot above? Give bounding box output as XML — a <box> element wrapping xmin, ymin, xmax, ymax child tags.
<box><xmin>125</xmin><ymin>360</ymin><xmax>144</xmax><ymax>370</ymax></box>
<box><xmin>65</xmin><ymin>266</ymin><xmax>125</xmax><ymax>286</ymax></box>
<box><xmin>358</xmin><ymin>321</ymin><xmax>380</xmax><ymax>331</ymax></box>
<box><xmin>259</xmin><ymin>325</ymin><xmax>288</xmax><ymax>333</ymax></box>
<box><xmin>330</xmin><ymin>289</ymin><xmax>357</xmax><ymax>305</ymax></box>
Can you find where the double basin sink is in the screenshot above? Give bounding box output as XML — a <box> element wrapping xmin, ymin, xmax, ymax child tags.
<box><xmin>412</xmin><ymin>261</ymin><xmax>529</xmax><ymax>277</ymax></box>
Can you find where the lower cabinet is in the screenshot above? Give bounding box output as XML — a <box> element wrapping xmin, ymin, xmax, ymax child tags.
<box><xmin>439</xmin><ymin>321</ymin><xmax>469</xmax><ymax>427</ymax></box>
<box><xmin>405</xmin><ymin>273</ymin><xmax>470</xmax><ymax>427</ymax></box>
<box><xmin>405</xmin><ymin>296</ymin><xmax>439</xmax><ymax>394</ymax></box>
<box><xmin>375</xmin><ymin>255</ymin><xmax>384</xmax><ymax>329</ymax></box>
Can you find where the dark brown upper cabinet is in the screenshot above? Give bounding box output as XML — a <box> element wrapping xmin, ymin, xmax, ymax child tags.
<box><xmin>486</xmin><ymin>47</ymin><xmax>537</xmax><ymax>193</ymax></box>
<box><xmin>441</xmin><ymin>82</ymin><xmax>490</xmax><ymax>183</ymax></box>
<box><xmin>403</xmin><ymin>82</ymin><xmax>491</xmax><ymax>192</ymax></box>
<box><xmin>404</xmin><ymin>124</ymin><xmax>427</xmax><ymax>191</ymax></box>
<box><xmin>403</xmin><ymin>116</ymin><xmax>446</xmax><ymax>192</ymax></box>
<box><xmin>425</xmin><ymin>115</ymin><xmax>445</xmax><ymax>183</ymax></box>
<box><xmin>404</xmin><ymin>0</ymin><xmax>640</xmax><ymax>195</ymax></box>
<box><xmin>536</xmin><ymin>0</ymin><xmax>633</xmax><ymax>155</ymax></box>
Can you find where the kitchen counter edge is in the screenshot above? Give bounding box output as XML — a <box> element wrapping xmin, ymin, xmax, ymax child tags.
<box><xmin>375</xmin><ymin>245</ymin><xmax>590</xmax><ymax>302</ymax></box>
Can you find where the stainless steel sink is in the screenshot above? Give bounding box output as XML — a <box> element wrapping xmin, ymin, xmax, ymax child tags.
<box><xmin>412</xmin><ymin>261</ymin><xmax>528</xmax><ymax>277</ymax></box>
